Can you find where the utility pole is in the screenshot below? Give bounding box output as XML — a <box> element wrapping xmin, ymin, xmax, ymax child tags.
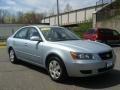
<box><xmin>57</xmin><ymin>0</ymin><xmax>60</xmax><ymax>26</ymax></box>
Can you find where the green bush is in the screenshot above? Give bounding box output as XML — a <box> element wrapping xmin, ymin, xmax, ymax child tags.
<box><xmin>71</xmin><ymin>21</ymin><xmax>92</xmax><ymax>37</ymax></box>
<box><xmin>0</xmin><ymin>36</ymin><xmax>8</xmax><ymax>42</ymax></box>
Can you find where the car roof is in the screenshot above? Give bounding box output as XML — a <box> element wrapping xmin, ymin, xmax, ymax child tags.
<box><xmin>23</xmin><ymin>25</ymin><xmax>60</xmax><ymax>28</ymax></box>
<box><xmin>89</xmin><ymin>28</ymin><xmax>117</xmax><ymax>31</ymax></box>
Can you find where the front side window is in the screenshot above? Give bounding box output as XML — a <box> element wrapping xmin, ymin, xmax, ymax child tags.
<box><xmin>27</xmin><ymin>28</ymin><xmax>40</xmax><ymax>40</ymax></box>
<box><xmin>40</xmin><ymin>27</ymin><xmax>80</xmax><ymax>42</ymax></box>
<box><xmin>113</xmin><ymin>30</ymin><xmax>119</xmax><ymax>36</ymax></box>
<box><xmin>14</xmin><ymin>28</ymin><xmax>28</xmax><ymax>39</ymax></box>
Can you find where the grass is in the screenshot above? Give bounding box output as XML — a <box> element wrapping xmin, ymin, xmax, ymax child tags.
<box><xmin>0</xmin><ymin>46</ymin><xmax>6</xmax><ymax>48</ymax></box>
<box><xmin>0</xmin><ymin>42</ymin><xmax>6</xmax><ymax>48</ymax></box>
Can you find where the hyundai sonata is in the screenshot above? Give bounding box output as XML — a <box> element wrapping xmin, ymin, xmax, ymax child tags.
<box><xmin>7</xmin><ymin>25</ymin><xmax>116</xmax><ymax>81</ymax></box>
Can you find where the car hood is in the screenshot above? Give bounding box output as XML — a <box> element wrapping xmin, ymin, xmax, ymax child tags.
<box><xmin>50</xmin><ymin>40</ymin><xmax>112</xmax><ymax>53</ymax></box>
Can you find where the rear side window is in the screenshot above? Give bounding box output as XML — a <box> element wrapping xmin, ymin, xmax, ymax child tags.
<box><xmin>99</xmin><ymin>29</ymin><xmax>119</xmax><ymax>36</ymax></box>
<box><xmin>14</xmin><ymin>28</ymin><xmax>28</xmax><ymax>39</ymax></box>
<box><xmin>86</xmin><ymin>29</ymin><xmax>96</xmax><ymax>34</ymax></box>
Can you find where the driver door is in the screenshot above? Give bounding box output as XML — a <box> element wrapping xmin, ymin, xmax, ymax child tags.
<box><xmin>25</xmin><ymin>27</ymin><xmax>43</xmax><ymax>64</ymax></box>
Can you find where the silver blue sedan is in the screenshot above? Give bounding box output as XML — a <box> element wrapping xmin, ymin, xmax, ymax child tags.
<box><xmin>7</xmin><ymin>25</ymin><xmax>116</xmax><ymax>81</ymax></box>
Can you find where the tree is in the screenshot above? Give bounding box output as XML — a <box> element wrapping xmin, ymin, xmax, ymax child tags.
<box><xmin>17</xmin><ymin>11</ymin><xmax>24</xmax><ymax>24</ymax></box>
<box><xmin>49</xmin><ymin>8</ymin><xmax>55</xmax><ymax>16</ymax></box>
<box><xmin>64</xmin><ymin>3</ymin><xmax>73</xmax><ymax>12</ymax></box>
<box><xmin>17</xmin><ymin>11</ymin><xmax>44</xmax><ymax>24</ymax></box>
<box><xmin>0</xmin><ymin>9</ymin><xmax>45</xmax><ymax>24</ymax></box>
<box><xmin>0</xmin><ymin>9</ymin><xmax>9</xmax><ymax>24</ymax></box>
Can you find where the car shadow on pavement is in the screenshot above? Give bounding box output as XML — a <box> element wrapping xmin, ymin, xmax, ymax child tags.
<box><xmin>61</xmin><ymin>69</ymin><xmax>120</xmax><ymax>89</ymax></box>
<box><xmin>18</xmin><ymin>61</ymin><xmax>48</xmax><ymax>75</ymax></box>
<box><xmin>17</xmin><ymin>61</ymin><xmax>120</xmax><ymax>89</ymax></box>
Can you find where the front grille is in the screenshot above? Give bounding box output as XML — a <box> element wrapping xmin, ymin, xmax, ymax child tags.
<box><xmin>99</xmin><ymin>51</ymin><xmax>113</xmax><ymax>60</ymax></box>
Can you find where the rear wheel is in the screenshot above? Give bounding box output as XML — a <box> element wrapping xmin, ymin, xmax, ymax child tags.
<box><xmin>9</xmin><ymin>49</ymin><xmax>18</xmax><ymax>64</ymax></box>
<box><xmin>47</xmin><ymin>56</ymin><xmax>67</xmax><ymax>82</ymax></box>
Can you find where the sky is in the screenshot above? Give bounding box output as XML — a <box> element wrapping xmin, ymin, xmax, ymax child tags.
<box><xmin>0</xmin><ymin>0</ymin><xmax>98</xmax><ymax>14</ymax></box>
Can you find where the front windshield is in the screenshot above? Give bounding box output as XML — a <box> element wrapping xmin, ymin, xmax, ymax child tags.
<box><xmin>40</xmin><ymin>27</ymin><xmax>80</xmax><ymax>42</ymax></box>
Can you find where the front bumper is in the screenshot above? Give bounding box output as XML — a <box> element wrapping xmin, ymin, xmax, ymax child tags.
<box><xmin>66</xmin><ymin>59</ymin><xmax>115</xmax><ymax>77</ymax></box>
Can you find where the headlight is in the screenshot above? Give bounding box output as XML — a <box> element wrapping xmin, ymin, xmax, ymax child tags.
<box><xmin>70</xmin><ymin>52</ymin><xmax>95</xmax><ymax>60</ymax></box>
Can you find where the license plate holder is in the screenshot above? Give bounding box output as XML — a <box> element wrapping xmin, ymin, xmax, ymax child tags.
<box><xmin>106</xmin><ymin>61</ymin><xmax>113</xmax><ymax>67</ymax></box>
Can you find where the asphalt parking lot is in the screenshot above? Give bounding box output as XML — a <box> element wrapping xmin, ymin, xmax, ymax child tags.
<box><xmin>0</xmin><ymin>46</ymin><xmax>120</xmax><ymax>90</ymax></box>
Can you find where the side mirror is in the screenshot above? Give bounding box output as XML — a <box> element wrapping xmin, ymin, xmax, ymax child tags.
<box><xmin>30</xmin><ymin>36</ymin><xmax>42</xmax><ymax>41</ymax></box>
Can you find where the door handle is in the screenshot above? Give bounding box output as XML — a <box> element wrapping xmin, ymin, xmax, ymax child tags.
<box><xmin>24</xmin><ymin>43</ymin><xmax>28</xmax><ymax>46</ymax></box>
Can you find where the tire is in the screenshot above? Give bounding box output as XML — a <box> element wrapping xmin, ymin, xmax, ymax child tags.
<box><xmin>9</xmin><ymin>49</ymin><xmax>18</xmax><ymax>64</ymax></box>
<box><xmin>47</xmin><ymin>56</ymin><xmax>67</xmax><ymax>82</ymax></box>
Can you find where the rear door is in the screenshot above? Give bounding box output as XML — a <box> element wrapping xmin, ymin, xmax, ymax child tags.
<box><xmin>13</xmin><ymin>27</ymin><xmax>29</xmax><ymax>60</ymax></box>
<box><xmin>99</xmin><ymin>29</ymin><xmax>120</xmax><ymax>41</ymax></box>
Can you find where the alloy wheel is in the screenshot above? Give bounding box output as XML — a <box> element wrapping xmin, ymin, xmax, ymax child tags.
<box><xmin>49</xmin><ymin>60</ymin><xmax>61</xmax><ymax>80</ymax></box>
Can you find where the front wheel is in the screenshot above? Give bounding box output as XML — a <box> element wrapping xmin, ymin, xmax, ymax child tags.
<box><xmin>47</xmin><ymin>56</ymin><xmax>67</xmax><ymax>82</ymax></box>
<box><xmin>9</xmin><ymin>49</ymin><xmax>18</xmax><ymax>64</ymax></box>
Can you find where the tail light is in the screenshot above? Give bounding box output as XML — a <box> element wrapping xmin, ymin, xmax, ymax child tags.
<box><xmin>93</xmin><ymin>34</ymin><xmax>98</xmax><ymax>41</ymax></box>
<box><xmin>95</xmin><ymin>34</ymin><xmax>98</xmax><ymax>39</ymax></box>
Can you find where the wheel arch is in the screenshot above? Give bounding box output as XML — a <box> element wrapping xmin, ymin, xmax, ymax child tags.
<box><xmin>45</xmin><ymin>53</ymin><xmax>63</xmax><ymax>68</ymax></box>
<box><xmin>8</xmin><ymin>46</ymin><xmax>13</xmax><ymax>53</ymax></box>
<box><xmin>45</xmin><ymin>52</ymin><xmax>68</xmax><ymax>76</ymax></box>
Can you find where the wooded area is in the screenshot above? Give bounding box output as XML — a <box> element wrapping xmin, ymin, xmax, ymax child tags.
<box><xmin>0</xmin><ymin>9</ymin><xmax>45</xmax><ymax>24</ymax></box>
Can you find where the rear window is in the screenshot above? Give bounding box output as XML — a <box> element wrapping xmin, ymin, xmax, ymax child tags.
<box><xmin>99</xmin><ymin>29</ymin><xmax>119</xmax><ymax>36</ymax></box>
<box><xmin>86</xmin><ymin>29</ymin><xmax>96</xmax><ymax>34</ymax></box>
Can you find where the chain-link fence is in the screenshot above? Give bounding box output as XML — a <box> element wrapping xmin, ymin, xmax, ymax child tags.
<box><xmin>0</xmin><ymin>24</ymin><xmax>25</xmax><ymax>42</ymax></box>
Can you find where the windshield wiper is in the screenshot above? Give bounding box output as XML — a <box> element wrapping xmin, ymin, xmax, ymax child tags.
<box><xmin>65</xmin><ymin>39</ymin><xmax>80</xmax><ymax>41</ymax></box>
<box><xmin>50</xmin><ymin>39</ymin><xmax>80</xmax><ymax>42</ymax></box>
